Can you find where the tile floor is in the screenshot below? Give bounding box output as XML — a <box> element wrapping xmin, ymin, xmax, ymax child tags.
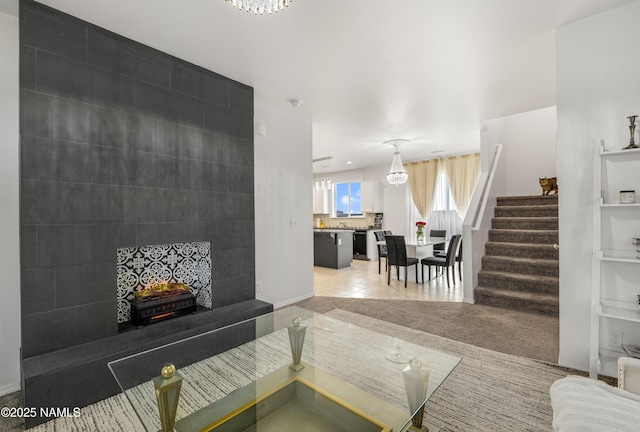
<box><xmin>314</xmin><ymin>259</ymin><xmax>464</xmax><ymax>302</ymax></box>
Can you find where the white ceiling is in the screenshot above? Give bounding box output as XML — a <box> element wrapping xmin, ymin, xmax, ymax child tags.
<box><xmin>9</xmin><ymin>0</ymin><xmax>636</xmax><ymax>173</ymax></box>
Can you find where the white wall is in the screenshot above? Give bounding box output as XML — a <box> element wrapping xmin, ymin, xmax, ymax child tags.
<box><xmin>503</xmin><ymin>107</ymin><xmax>557</xmax><ymax>196</ymax></box>
<box><xmin>556</xmin><ymin>0</ymin><xmax>640</xmax><ymax>371</ymax></box>
<box><xmin>0</xmin><ymin>9</ymin><xmax>21</xmax><ymax>396</ymax></box>
<box><xmin>254</xmin><ymin>102</ymin><xmax>315</xmax><ymax>309</ymax></box>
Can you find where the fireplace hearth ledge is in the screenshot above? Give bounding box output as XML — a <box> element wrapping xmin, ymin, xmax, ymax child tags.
<box><xmin>21</xmin><ymin>299</ymin><xmax>273</xmax><ymax>429</ymax></box>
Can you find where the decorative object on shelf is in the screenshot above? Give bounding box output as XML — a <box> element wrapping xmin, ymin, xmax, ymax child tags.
<box><xmin>287</xmin><ymin>316</ymin><xmax>307</xmax><ymax>371</ymax></box>
<box><xmin>620</xmin><ymin>190</ymin><xmax>636</xmax><ymax>204</ymax></box>
<box><xmin>539</xmin><ymin>176</ymin><xmax>558</xmax><ymax>195</ymax></box>
<box><xmin>402</xmin><ymin>357</ymin><xmax>430</xmax><ymax>432</ymax></box>
<box><xmin>384</xmin><ymin>139</ymin><xmax>410</xmax><ymax>185</ymax></box>
<box><xmin>637</xmin><ymin>294</ymin><xmax>640</xmax><ymax>310</ymax></box>
<box><xmin>386</xmin><ymin>338</ymin><xmax>411</xmax><ymax>364</ymax></box>
<box><xmin>633</xmin><ymin>238</ymin><xmax>640</xmax><ymax>259</ymax></box>
<box><xmin>624</xmin><ymin>115</ymin><xmax>639</xmax><ymax>150</ymax></box>
<box><xmin>153</xmin><ymin>363</ymin><xmax>183</xmax><ymax>432</ymax></box>
<box><xmin>224</xmin><ymin>0</ymin><xmax>292</xmax><ymax>15</ymax></box>
<box><xmin>416</xmin><ymin>221</ymin><xmax>427</xmax><ymax>244</ymax></box>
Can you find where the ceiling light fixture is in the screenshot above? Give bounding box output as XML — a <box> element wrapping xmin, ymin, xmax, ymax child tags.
<box><xmin>225</xmin><ymin>0</ymin><xmax>292</xmax><ymax>15</ymax></box>
<box><xmin>384</xmin><ymin>139</ymin><xmax>410</xmax><ymax>186</ymax></box>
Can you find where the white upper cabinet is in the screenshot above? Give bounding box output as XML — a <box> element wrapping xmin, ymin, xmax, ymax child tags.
<box><xmin>361</xmin><ymin>181</ymin><xmax>384</xmax><ymax>213</ymax></box>
<box><xmin>313</xmin><ymin>189</ymin><xmax>330</xmax><ymax>214</ymax></box>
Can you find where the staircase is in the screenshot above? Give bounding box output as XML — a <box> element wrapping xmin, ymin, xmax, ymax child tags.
<box><xmin>474</xmin><ymin>195</ymin><xmax>559</xmax><ymax>316</ymax></box>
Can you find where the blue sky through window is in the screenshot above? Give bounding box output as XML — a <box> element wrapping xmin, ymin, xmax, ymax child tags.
<box><xmin>335</xmin><ymin>182</ymin><xmax>362</xmax><ymax>217</ymax></box>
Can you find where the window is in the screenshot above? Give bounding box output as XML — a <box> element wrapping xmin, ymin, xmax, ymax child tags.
<box><xmin>432</xmin><ymin>172</ymin><xmax>457</xmax><ymax>212</ymax></box>
<box><xmin>335</xmin><ymin>182</ymin><xmax>362</xmax><ymax>217</ymax></box>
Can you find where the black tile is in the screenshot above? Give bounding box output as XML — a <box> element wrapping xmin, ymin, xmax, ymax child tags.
<box><xmin>20</xmin><ymin>45</ymin><xmax>36</xmax><ymax>90</ymax></box>
<box><xmin>175</xmin><ymin>158</ymin><xmax>205</xmax><ymax>191</ymax></box>
<box><xmin>170</xmin><ymin>59</ymin><xmax>229</xmax><ymax>106</ymax></box>
<box><xmin>204</xmin><ymin>220</ymin><xmax>254</xmax><ymax>250</ymax></box>
<box><xmin>229</xmin><ymin>84</ymin><xmax>253</xmax><ymax>115</ymax></box>
<box><xmin>241</xmin><ymin>247</ymin><xmax>255</xmax><ymax>275</ymax></box>
<box><xmin>211</xmin><ymin>248</ymin><xmax>244</xmax><ymax>279</ymax></box>
<box><xmin>111</xmin><ymin>149</ymin><xmax>176</xmax><ymax>189</ymax></box>
<box><xmin>21</xmin><ymin>136</ymin><xmax>92</xmax><ymax>183</ymax></box>
<box><xmin>36</xmin><ymin>224</ymin><xmax>137</xmax><ymax>267</ymax></box>
<box><xmin>157</xmin><ymin>121</ymin><xmax>211</xmax><ymax>160</ymax></box>
<box><xmin>197</xmin><ymin>192</ymin><xmax>253</xmax><ymax>221</ymax></box>
<box><xmin>20</xmin><ymin>225</ymin><xmax>38</xmax><ymax>270</ymax></box>
<box><xmin>20</xmin><ymin>0</ymin><xmax>87</xmax><ymax>62</ymax></box>
<box><xmin>55</xmin><ymin>262</ymin><xmax>116</xmax><ymax>308</ymax></box>
<box><xmin>204</xmin><ymin>102</ymin><xmax>253</xmax><ymax>140</ymax></box>
<box><xmin>220</xmin><ymin>164</ymin><xmax>253</xmax><ymax>194</ymax></box>
<box><xmin>87</xmin><ymin>25</ymin><xmax>171</xmax><ymax>88</ymax></box>
<box><xmin>136</xmin><ymin>222</ymin><xmax>205</xmax><ymax>247</ymax></box>
<box><xmin>20</xmin><ymin>90</ymin><xmax>70</xmax><ymax>140</ymax></box>
<box><xmin>36</xmin><ymin>51</ymin><xmax>137</xmax><ymax>112</ymax></box>
<box><xmin>135</xmin><ymin>81</ymin><xmax>204</xmax><ymax>128</ymax></box>
<box><xmin>97</xmin><ymin>107</ymin><xmax>157</xmax><ymax>152</ymax></box>
<box><xmin>66</xmin><ymin>100</ymin><xmax>102</xmax><ymax>144</ymax></box>
<box><xmin>219</xmin><ymin>135</ymin><xmax>253</xmax><ymax>167</ymax></box>
<box><xmin>21</xmin><ymin>181</ymin><xmax>125</xmax><ymax>225</ymax></box>
<box><xmin>21</xmin><ymin>300</ymin><xmax>117</xmax><ymax>357</ymax></box>
<box><xmin>124</xmin><ymin>188</ymin><xmax>198</xmax><ymax>223</ymax></box>
<box><xmin>21</xmin><ymin>268</ymin><xmax>56</xmax><ymax>315</ymax></box>
<box><xmin>211</xmin><ymin>275</ymin><xmax>254</xmax><ymax>308</ymax></box>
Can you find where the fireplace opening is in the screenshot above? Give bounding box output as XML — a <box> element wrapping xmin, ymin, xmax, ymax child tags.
<box><xmin>117</xmin><ymin>241</ymin><xmax>212</xmax><ymax>330</ymax></box>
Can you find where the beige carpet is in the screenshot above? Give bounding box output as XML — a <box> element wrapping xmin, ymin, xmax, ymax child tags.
<box><xmin>0</xmin><ymin>305</ymin><xmax>567</xmax><ymax>431</ymax></box>
<box><xmin>295</xmin><ymin>297</ymin><xmax>560</xmax><ymax>363</ymax></box>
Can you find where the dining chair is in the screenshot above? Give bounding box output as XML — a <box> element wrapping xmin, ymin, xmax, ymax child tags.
<box><xmin>420</xmin><ymin>234</ymin><xmax>462</xmax><ymax>289</ymax></box>
<box><xmin>385</xmin><ymin>235</ymin><xmax>419</xmax><ymax>288</ymax></box>
<box><xmin>373</xmin><ymin>231</ymin><xmax>388</xmax><ymax>274</ymax></box>
<box><xmin>430</xmin><ymin>230</ymin><xmax>447</xmax><ymax>258</ymax></box>
<box><xmin>456</xmin><ymin>238</ymin><xmax>463</xmax><ymax>280</ymax></box>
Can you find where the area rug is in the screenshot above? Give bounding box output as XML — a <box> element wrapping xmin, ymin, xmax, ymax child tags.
<box><xmin>2</xmin><ymin>309</ymin><xmax>569</xmax><ymax>431</ymax></box>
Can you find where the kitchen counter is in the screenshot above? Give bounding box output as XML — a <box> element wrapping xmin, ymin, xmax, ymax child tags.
<box><xmin>313</xmin><ymin>231</ymin><xmax>353</xmax><ymax>269</ymax></box>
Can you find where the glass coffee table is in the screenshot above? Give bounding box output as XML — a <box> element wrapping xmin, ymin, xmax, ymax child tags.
<box><xmin>108</xmin><ymin>306</ymin><xmax>460</xmax><ymax>432</ymax></box>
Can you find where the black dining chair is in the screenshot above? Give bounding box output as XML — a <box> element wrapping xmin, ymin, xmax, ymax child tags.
<box><xmin>421</xmin><ymin>234</ymin><xmax>462</xmax><ymax>289</ymax></box>
<box><xmin>373</xmin><ymin>231</ymin><xmax>388</xmax><ymax>274</ymax></box>
<box><xmin>456</xmin><ymin>238</ymin><xmax>463</xmax><ymax>280</ymax></box>
<box><xmin>430</xmin><ymin>230</ymin><xmax>447</xmax><ymax>258</ymax></box>
<box><xmin>385</xmin><ymin>235</ymin><xmax>419</xmax><ymax>288</ymax></box>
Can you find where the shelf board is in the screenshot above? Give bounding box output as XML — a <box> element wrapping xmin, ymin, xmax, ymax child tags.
<box><xmin>600</xmin><ymin>147</ymin><xmax>640</xmax><ymax>157</ymax></box>
<box><xmin>600</xmin><ymin>301</ymin><xmax>640</xmax><ymax>323</ymax></box>
<box><xmin>600</xmin><ymin>250</ymin><xmax>640</xmax><ymax>263</ymax></box>
<box><xmin>600</xmin><ymin>202</ymin><xmax>640</xmax><ymax>207</ymax></box>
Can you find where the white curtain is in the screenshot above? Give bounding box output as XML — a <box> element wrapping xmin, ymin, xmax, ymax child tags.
<box><xmin>405</xmin><ymin>159</ymin><xmax>440</xmax><ymax>223</ymax></box>
<box><xmin>443</xmin><ymin>153</ymin><xmax>481</xmax><ymax>220</ymax></box>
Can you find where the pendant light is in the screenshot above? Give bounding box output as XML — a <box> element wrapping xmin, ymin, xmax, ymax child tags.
<box><xmin>384</xmin><ymin>139</ymin><xmax>409</xmax><ymax>185</ymax></box>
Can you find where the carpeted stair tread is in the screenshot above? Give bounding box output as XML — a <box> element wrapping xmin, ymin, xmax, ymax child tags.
<box><xmin>474</xmin><ymin>286</ymin><xmax>559</xmax><ymax>316</ymax></box>
<box><xmin>485</xmin><ymin>242</ymin><xmax>559</xmax><ymax>259</ymax></box>
<box><xmin>491</xmin><ymin>217</ymin><xmax>558</xmax><ymax>230</ymax></box>
<box><xmin>494</xmin><ymin>204</ymin><xmax>558</xmax><ymax>218</ymax></box>
<box><xmin>489</xmin><ymin>229</ymin><xmax>558</xmax><ymax>244</ymax></box>
<box><xmin>481</xmin><ymin>255</ymin><xmax>558</xmax><ymax>277</ymax></box>
<box><xmin>478</xmin><ymin>270</ymin><xmax>558</xmax><ymax>294</ymax></box>
<box><xmin>496</xmin><ymin>195</ymin><xmax>558</xmax><ymax>207</ymax></box>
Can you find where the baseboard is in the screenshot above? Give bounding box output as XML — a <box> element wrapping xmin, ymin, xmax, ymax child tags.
<box><xmin>273</xmin><ymin>293</ymin><xmax>315</xmax><ymax>310</ymax></box>
<box><xmin>0</xmin><ymin>382</ymin><xmax>20</xmax><ymax>397</ymax></box>
<box><xmin>463</xmin><ymin>296</ymin><xmax>475</xmax><ymax>304</ymax></box>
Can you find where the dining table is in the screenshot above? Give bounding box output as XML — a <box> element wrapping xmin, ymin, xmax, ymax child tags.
<box><xmin>379</xmin><ymin>236</ymin><xmax>447</xmax><ymax>283</ymax></box>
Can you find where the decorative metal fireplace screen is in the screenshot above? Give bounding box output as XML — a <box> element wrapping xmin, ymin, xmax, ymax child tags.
<box><xmin>116</xmin><ymin>242</ymin><xmax>212</xmax><ymax>324</ymax></box>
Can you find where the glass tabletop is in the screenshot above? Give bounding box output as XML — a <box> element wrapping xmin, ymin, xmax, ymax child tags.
<box><xmin>108</xmin><ymin>306</ymin><xmax>460</xmax><ymax>432</ymax></box>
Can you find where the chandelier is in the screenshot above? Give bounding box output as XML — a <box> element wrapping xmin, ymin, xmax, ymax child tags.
<box><xmin>225</xmin><ymin>0</ymin><xmax>292</xmax><ymax>14</ymax></box>
<box><xmin>384</xmin><ymin>139</ymin><xmax>409</xmax><ymax>185</ymax></box>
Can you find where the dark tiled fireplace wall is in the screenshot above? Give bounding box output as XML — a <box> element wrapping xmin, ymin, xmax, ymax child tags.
<box><xmin>19</xmin><ymin>1</ymin><xmax>270</xmax><ymax>424</ymax></box>
<box><xmin>20</xmin><ymin>0</ymin><xmax>256</xmax><ymax>357</ymax></box>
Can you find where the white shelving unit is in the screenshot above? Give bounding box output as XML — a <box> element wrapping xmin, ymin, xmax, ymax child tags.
<box><xmin>591</xmin><ymin>142</ymin><xmax>640</xmax><ymax>378</ymax></box>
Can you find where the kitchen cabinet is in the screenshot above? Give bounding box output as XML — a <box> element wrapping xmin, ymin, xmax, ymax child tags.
<box><xmin>313</xmin><ymin>230</ymin><xmax>353</xmax><ymax>269</ymax></box>
<box><xmin>361</xmin><ymin>181</ymin><xmax>383</xmax><ymax>213</ymax></box>
<box><xmin>367</xmin><ymin>230</ymin><xmax>379</xmax><ymax>260</ymax></box>
<box><xmin>313</xmin><ymin>189</ymin><xmax>330</xmax><ymax>214</ymax></box>
<box><xmin>590</xmin><ymin>141</ymin><xmax>640</xmax><ymax>377</ymax></box>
